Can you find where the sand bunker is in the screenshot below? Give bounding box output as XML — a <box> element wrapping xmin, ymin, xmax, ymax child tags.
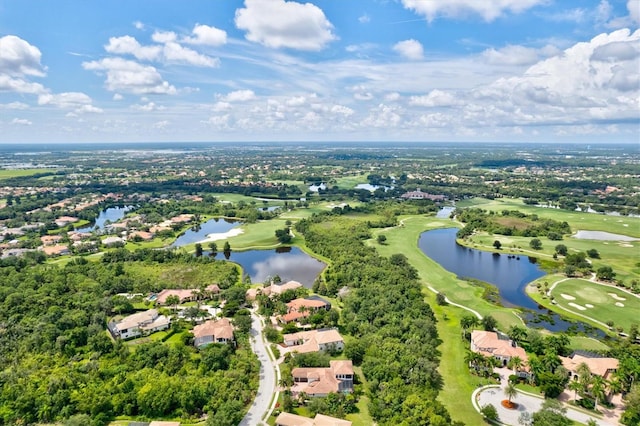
<box><xmin>620</xmin><ymin>243</ymin><xmax>633</xmax><ymax>248</ymax></box>
<box><xmin>608</xmin><ymin>293</ymin><xmax>626</xmax><ymax>301</ymax></box>
<box><xmin>573</xmin><ymin>230</ymin><xmax>638</xmax><ymax>241</ymax></box>
<box><xmin>200</xmin><ymin>228</ymin><xmax>244</xmax><ymax>242</ymax></box>
<box><xmin>561</xmin><ymin>293</ymin><xmax>576</xmax><ymax>301</ymax></box>
<box><xmin>568</xmin><ymin>302</ymin><xmax>587</xmax><ymax>311</ymax></box>
<box><xmin>585</xmin><ymin>304</ymin><xmax>594</xmax><ymax>308</ymax></box>
<box><xmin>615</xmin><ymin>302</ymin><xmax>625</xmax><ymax>307</ymax></box>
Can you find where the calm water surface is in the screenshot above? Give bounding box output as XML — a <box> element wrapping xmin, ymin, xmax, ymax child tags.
<box><xmin>77</xmin><ymin>206</ymin><xmax>133</xmax><ymax>233</ymax></box>
<box><xmin>171</xmin><ymin>218</ymin><xmax>239</xmax><ymax>247</ymax></box>
<box><xmin>419</xmin><ymin>227</ymin><xmax>604</xmax><ymax>335</ymax></box>
<box><xmin>213</xmin><ymin>247</ymin><xmax>325</xmax><ymax>287</ymax></box>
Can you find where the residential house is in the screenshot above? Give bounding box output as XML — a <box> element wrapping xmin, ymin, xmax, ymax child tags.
<box><xmin>55</xmin><ymin>216</ymin><xmax>79</xmax><ymax>227</ymax></box>
<box><xmin>400</xmin><ymin>189</ymin><xmax>445</xmax><ymax>201</ymax></box>
<box><xmin>283</xmin><ymin>328</ymin><xmax>344</xmax><ymax>354</ymax></box>
<box><xmin>275</xmin><ymin>413</ymin><xmax>352</xmax><ymax>426</ymax></box>
<box><xmin>41</xmin><ymin>244</ymin><xmax>71</xmax><ymax>257</ymax></box>
<box><xmin>128</xmin><ymin>230</ymin><xmax>154</xmax><ymax>241</ymax></box>
<box><xmin>40</xmin><ymin>235</ymin><xmax>63</xmax><ymax>246</ymax></box>
<box><xmin>280</xmin><ymin>296</ymin><xmax>331</xmax><ymax>324</ymax></box>
<box><xmin>155</xmin><ymin>289</ymin><xmax>198</xmax><ymax>305</ymax></box>
<box><xmin>560</xmin><ymin>352</ymin><xmax>619</xmax><ymax>382</ymax></box>
<box><xmin>191</xmin><ymin>318</ymin><xmax>234</xmax><ymax>348</ymax></box>
<box><xmin>247</xmin><ymin>280</ymin><xmax>303</xmax><ymax>301</ymax></box>
<box><xmin>109</xmin><ymin>309</ymin><xmax>171</xmax><ymax>340</ymax></box>
<box><xmin>471</xmin><ymin>330</ymin><xmax>529</xmax><ymax>371</ymax></box>
<box><xmin>291</xmin><ymin>360</ymin><xmax>354</xmax><ymax>397</ymax></box>
<box><xmin>102</xmin><ymin>236</ymin><xmax>125</xmax><ymax>246</ymax></box>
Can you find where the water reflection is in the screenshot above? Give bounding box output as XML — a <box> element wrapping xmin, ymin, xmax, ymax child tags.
<box><xmin>171</xmin><ymin>218</ymin><xmax>239</xmax><ymax>247</ymax></box>
<box><xmin>419</xmin><ymin>227</ymin><xmax>604</xmax><ymax>335</ymax></box>
<box><xmin>212</xmin><ymin>247</ymin><xmax>325</xmax><ymax>287</ymax></box>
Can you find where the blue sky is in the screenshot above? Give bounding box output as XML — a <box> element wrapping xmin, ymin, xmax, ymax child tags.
<box><xmin>0</xmin><ymin>0</ymin><xmax>638</xmax><ymax>143</ymax></box>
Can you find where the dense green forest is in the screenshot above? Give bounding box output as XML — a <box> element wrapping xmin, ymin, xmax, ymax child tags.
<box><xmin>455</xmin><ymin>208</ymin><xmax>571</xmax><ymax>239</ymax></box>
<box><xmin>0</xmin><ymin>253</ymin><xmax>257</xmax><ymax>426</ymax></box>
<box><xmin>296</xmin><ymin>214</ymin><xmax>461</xmax><ymax>426</ymax></box>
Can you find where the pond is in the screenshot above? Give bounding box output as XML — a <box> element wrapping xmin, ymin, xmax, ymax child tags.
<box><xmin>419</xmin><ymin>227</ymin><xmax>604</xmax><ymax>335</ymax></box>
<box><xmin>171</xmin><ymin>218</ymin><xmax>239</xmax><ymax>247</ymax></box>
<box><xmin>354</xmin><ymin>183</ymin><xmax>392</xmax><ymax>192</ymax></box>
<box><xmin>212</xmin><ymin>247</ymin><xmax>325</xmax><ymax>288</ymax></box>
<box><xmin>76</xmin><ymin>206</ymin><xmax>133</xmax><ymax>233</ymax></box>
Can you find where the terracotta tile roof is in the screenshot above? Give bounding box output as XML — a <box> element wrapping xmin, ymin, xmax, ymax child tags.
<box><xmin>275</xmin><ymin>412</ymin><xmax>314</xmax><ymax>426</ymax></box>
<box><xmin>41</xmin><ymin>244</ymin><xmax>70</xmax><ymax>256</ymax></box>
<box><xmin>471</xmin><ymin>330</ymin><xmax>528</xmax><ymax>362</ymax></box>
<box><xmin>275</xmin><ymin>413</ymin><xmax>351</xmax><ymax>426</ymax></box>
<box><xmin>330</xmin><ymin>360</ymin><xmax>353</xmax><ymax>376</ymax></box>
<box><xmin>313</xmin><ymin>414</ymin><xmax>352</xmax><ymax>426</ymax></box>
<box><xmin>287</xmin><ymin>298</ymin><xmax>329</xmax><ymax>310</ymax></box>
<box><xmin>291</xmin><ymin>360</ymin><xmax>353</xmax><ymax>396</ymax></box>
<box><xmin>284</xmin><ymin>329</ymin><xmax>344</xmax><ymax>354</ymax></box>
<box><xmin>560</xmin><ymin>354</ymin><xmax>619</xmax><ymax>378</ymax></box>
<box><xmin>192</xmin><ymin>318</ymin><xmax>234</xmax><ymax>341</ymax></box>
<box><xmin>156</xmin><ymin>289</ymin><xmax>197</xmax><ymax>304</ymax></box>
<box><xmin>270</xmin><ymin>280</ymin><xmax>303</xmax><ymax>294</ymax></box>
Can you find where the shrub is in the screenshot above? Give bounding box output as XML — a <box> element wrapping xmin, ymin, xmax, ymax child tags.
<box><xmin>481</xmin><ymin>404</ymin><xmax>499</xmax><ymax>421</ymax></box>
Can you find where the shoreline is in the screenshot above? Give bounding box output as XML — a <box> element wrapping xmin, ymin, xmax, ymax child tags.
<box><xmin>197</xmin><ymin>227</ymin><xmax>245</xmax><ymax>243</ymax></box>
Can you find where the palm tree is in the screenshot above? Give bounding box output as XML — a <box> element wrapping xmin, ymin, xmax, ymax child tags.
<box><xmin>504</xmin><ymin>381</ymin><xmax>518</xmax><ymax>406</ymax></box>
<box><xmin>165</xmin><ymin>294</ymin><xmax>181</xmax><ymax>314</ymax></box>
<box><xmin>590</xmin><ymin>375</ymin><xmax>607</xmax><ymax>411</ymax></box>
<box><xmin>568</xmin><ymin>379</ymin><xmax>583</xmax><ymax>402</ymax></box>
<box><xmin>508</xmin><ymin>325</ymin><xmax>528</xmax><ymax>344</ymax></box>
<box><xmin>577</xmin><ymin>362</ymin><xmax>593</xmax><ymax>389</ymax></box>
<box><xmin>509</xmin><ymin>356</ymin><xmax>524</xmax><ymax>375</ymax></box>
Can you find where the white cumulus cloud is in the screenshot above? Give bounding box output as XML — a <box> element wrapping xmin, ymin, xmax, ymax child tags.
<box><xmin>82</xmin><ymin>57</ymin><xmax>177</xmax><ymax>95</ymax></box>
<box><xmin>0</xmin><ymin>35</ymin><xmax>46</xmax><ymax>77</ymax></box>
<box><xmin>393</xmin><ymin>39</ymin><xmax>424</xmax><ymax>61</ymax></box>
<box><xmin>105</xmin><ymin>36</ymin><xmax>162</xmax><ymax>61</ymax></box>
<box><xmin>11</xmin><ymin>118</ymin><xmax>32</xmax><ymax>126</ymax></box>
<box><xmin>235</xmin><ymin>0</ymin><xmax>336</xmax><ymax>50</ymax></box>
<box><xmin>410</xmin><ymin>89</ymin><xmax>460</xmax><ymax>107</ymax></box>
<box><xmin>628</xmin><ymin>0</ymin><xmax>640</xmax><ymax>24</ymax></box>
<box><xmin>481</xmin><ymin>44</ymin><xmax>560</xmax><ymax>66</ymax></box>
<box><xmin>401</xmin><ymin>0</ymin><xmax>546</xmax><ymax>22</ymax></box>
<box><xmin>220</xmin><ymin>89</ymin><xmax>256</xmax><ymax>102</ymax></box>
<box><xmin>184</xmin><ymin>24</ymin><xmax>227</xmax><ymax>46</ymax></box>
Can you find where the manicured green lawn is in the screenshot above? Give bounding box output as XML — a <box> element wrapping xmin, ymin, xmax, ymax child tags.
<box><xmin>456</xmin><ymin>197</ymin><xmax>640</xmax><ymax>238</ymax></box>
<box><xmin>431</xmin><ymin>301</ymin><xmax>487</xmax><ymax>425</ymax></box>
<box><xmin>467</xmin><ymin>231</ymin><xmax>638</xmax><ymax>284</ymax></box>
<box><xmin>373</xmin><ymin>215</ymin><xmax>521</xmax><ymax>330</ymax></box>
<box><xmin>549</xmin><ymin>278</ymin><xmax>640</xmax><ymax>328</ymax></box>
<box><xmin>567</xmin><ymin>336</ymin><xmax>610</xmax><ymax>352</ymax></box>
<box><xmin>0</xmin><ymin>168</ymin><xmax>56</xmax><ymax>179</ymax></box>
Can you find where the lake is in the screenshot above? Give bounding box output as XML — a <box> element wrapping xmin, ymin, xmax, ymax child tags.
<box><xmin>77</xmin><ymin>206</ymin><xmax>133</xmax><ymax>233</ymax></box>
<box><xmin>171</xmin><ymin>218</ymin><xmax>239</xmax><ymax>247</ymax></box>
<box><xmin>419</xmin><ymin>227</ymin><xmax>603</xmax><ymax>334</ymax></box>
<box><xmin>355</xmin><ymin>183</ymin><xmax>392</xmax><ymax>192</ymax></box>
<box><xmin>212</xmin><ymin>247</ymin><xmax>325</xmax><ymax>287</ymax></box>
<box><xmin>308</xmin><ymin>183</ymin><xmax>326</xmax><ymax>192</ymax></box>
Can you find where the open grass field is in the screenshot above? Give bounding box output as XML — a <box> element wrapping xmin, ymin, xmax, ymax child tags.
<box><xmin>430</xmin><ymin>301</ymin><xmax>488</xmax><ymax>425</ymax></box>
<box><xmin>457</xmin><ymin>197</ymin><xmax>640</xmax><ymax>238</ymax></box>
<box><xmin>467</xmin><ymin>230</ymin><xmax>639</xmax><ymax>284</ymax></box>
<box><xmin>372</xmin><ymin>215</ymin><xmax>521</xmax><ymax>330</ymax></box>
<box><xmin>0</xmin><ymin>168</ymin><xmax>55</xmax><ymax>179</ymax></box>
<box><xmin>124</xmin><ymin>261</ymin><xmax>238</xmax><ymax>288</ymax></box>
<box><xmin>332</xmin><ymin>175</ymin><xmax>369</xmax><ymax>189</ymax></box>
<box><xmin>549</xmin><ymin>278</ymin><xmax>640</xmax><ymax>328</ymax></box>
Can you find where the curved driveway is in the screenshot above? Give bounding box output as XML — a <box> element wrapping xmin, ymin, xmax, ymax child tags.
<box><xmin>474</xmin><ymin>385</ymin><xmax>613</xmax><ymax>426</ymax></box>
<box><xmin>240</xmin><ymin>311</ymin><xmax>279</xmax><ymax>426</ymax></box>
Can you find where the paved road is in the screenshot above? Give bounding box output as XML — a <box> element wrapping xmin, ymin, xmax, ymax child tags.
<box><xmin>474</xmin><ymin>385</ymin><xmax>613</xmax><ymax>426</ymax></box>
<box><xmin>239</xmin><ymin>311</ymin><xmax>278</xmax><ymax>426</ymax></box>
